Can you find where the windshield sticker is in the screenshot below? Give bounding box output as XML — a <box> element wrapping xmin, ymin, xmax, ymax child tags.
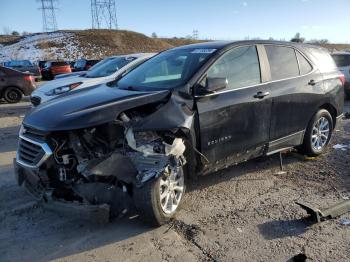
<box><xmin>191</xmin><ymin>49</ymin><xmax>217</xmax><ymax>54</ymax></box>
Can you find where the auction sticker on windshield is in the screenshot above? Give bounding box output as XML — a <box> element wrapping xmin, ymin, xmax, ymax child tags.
<box><xmin>191</xmin><ymin>49</ymin><xmax>217</xmax><ymax>54</ymax></box>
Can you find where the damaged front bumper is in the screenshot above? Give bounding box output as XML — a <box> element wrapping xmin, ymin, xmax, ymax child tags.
<box><xmin>14</xmin><ymin>159</ymin><xmax>125</xmax><ymax>222</ymax></box>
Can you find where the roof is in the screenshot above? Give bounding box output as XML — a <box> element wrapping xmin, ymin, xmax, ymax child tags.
<box><xmin>172</xmin><ymin>40</ymin><xmax>321</xmax><ymax>51</ymax></box>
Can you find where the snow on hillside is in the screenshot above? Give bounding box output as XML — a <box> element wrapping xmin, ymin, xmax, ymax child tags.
<box><xmin>0</xmin><ymin>32</ymin><xmax>88</xmax><ymax>62</ymax></box>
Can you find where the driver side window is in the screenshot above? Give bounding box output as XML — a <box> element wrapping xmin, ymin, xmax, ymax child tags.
<box><xmin>207</xmin><ymin>45</ymin><xmax>261</xmax><ymax>90</ymax></box>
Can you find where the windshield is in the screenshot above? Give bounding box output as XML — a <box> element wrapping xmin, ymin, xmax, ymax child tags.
<box><xmin>117</xmin><ymin>48</ymin><xmax>216</xmax><ymax>90</ymax></box>
<box><xmin>84</xmin><ymin>56</ymin><xmax>136</xmax><ymax>78</ymax></box>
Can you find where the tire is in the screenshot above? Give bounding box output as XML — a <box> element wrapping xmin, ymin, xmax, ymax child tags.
<box><xmin>3</xmin><ymin>87</ymin><xmax>23</xmax><ymax>103</ymax></box>
<box><xmin>299</xmin><ymin>109</ymin><xmax>333</xmax><ymax>156</ymax></box>
<box><xmin>133</xmin><ymin>162</ymin><xmax>187</xmax><ymax>226</ymax></box>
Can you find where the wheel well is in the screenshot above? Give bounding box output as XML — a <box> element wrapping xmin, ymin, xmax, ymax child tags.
<box><xmin>319</xmin><ymin>103</ymin><xmax>337</xmax><ymax>129</ymax></box>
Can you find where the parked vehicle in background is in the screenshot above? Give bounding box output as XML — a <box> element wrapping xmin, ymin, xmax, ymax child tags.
<box><xmin>38</xmin><ymin>60</ymin><xmax>47</xmax><ymax>75</ymax></box>
<box><xmin>0</xmin><ymin>66</ymin><xmax>36</xmax><ymax>103</ymax></box>
<box><xmin>4</xmin><ymin>60</ymin><xmax>41</xmax><ymax>81</ymax></box>
<box><xmin>331</xmin><ymin>52</ymin><xmax>350</xmax><ymax>99</ymax></box>
<box><xmin>54</xmin><ymin>71</ymin><xmax>87</xmax><ymax>79</ymax></box>
<box><xmin>56</xmin><ymin>57</ymin><xmax>123</xmax><ymax>79</ymax></box>
<box><xmin>41</xmin><ymin>61</ymin><xmax>72</xmax><ymax>80</ymax></box>
<box><xmin>31</xmin><ymin>53</ymin><xmax>155</xmax><ymax>105</ymax></box>
<box><xmin>69</xmin><ymin>61</ymin><xmax>75</xmax><ymax>71</ymax></box>
<box><xmin>15</xmin><ymin>41</ymin><xmax>343</xmax><ymax>226</ymax></box>
<box><xmin>73</xmin><ymin>59</ymin><xmax>100</xmax><ymax>71</ymax></box>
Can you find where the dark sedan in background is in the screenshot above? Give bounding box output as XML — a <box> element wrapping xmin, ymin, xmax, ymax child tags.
<box><xmin>3</xmin><ymin>60</ymin><xmax>41</xmax><ymax>81</ymax></box>
<box><xmin>0</xmin><ymin>66</ymin><xmax>36</xmax><ymax>103</ymax></box>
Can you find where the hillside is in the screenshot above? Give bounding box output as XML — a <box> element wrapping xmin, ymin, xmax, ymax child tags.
<box><xmin>1</xmin><ymin>30</ymin><xmax>349</xmax><ymax>63</ymax></box>
<box><xmin>0</xmin><ymin>29</ymin><xmax>201</xmax><ymax>62</ymax></box>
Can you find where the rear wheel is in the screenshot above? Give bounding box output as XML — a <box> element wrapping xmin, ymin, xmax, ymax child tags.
<box><xmin>299</xmin><ymin>109</ymin><xmax>333</xmax><ymax>156</ymax></box>
<box><xmin>133</xmin><ymin>161</ymin><xmax>186</xmax><ymax>226</ymax></box>
<box><xmin>4</xmin><ymin>87</ymin><xmax>23</xmax><ymax>103</ymax></box>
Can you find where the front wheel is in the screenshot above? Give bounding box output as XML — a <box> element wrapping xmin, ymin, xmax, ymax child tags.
<box><xmin>299</xmin><ymin>109</ymin><xmax>333</xmax><ymax>156</ymax></box>
<box><xmin>133</xmin><ymin>163</ymin><xmax>186</xmax><ymax>226</ymax></box>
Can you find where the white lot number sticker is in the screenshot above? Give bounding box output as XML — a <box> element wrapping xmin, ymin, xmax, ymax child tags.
<box><xmin>191</xmin><ymin>49</ymin><xmax>217</xmax><ymax>54</ymax></box>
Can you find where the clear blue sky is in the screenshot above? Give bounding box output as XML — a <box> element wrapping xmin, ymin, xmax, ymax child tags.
<box><xmin>0</xmin><ymin>0</ymin><xmax>349</xmax><ymax>43</ymax></box>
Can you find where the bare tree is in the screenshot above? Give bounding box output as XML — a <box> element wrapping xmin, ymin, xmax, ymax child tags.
<box><xmin>151</xmin><ymin>32</ymin><xmax>157</xmax><ymax>38</ymax></box>
<box><xmin>291</xmin><ymin>32</ymin><xmax>305</xmax><ymax>43</ymax></box>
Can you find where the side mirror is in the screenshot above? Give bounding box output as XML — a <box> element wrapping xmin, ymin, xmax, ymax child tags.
<box><xmin>205</xmin><ymin>77</ymin><xmax>228</xmax><ymax>92</ymax></box>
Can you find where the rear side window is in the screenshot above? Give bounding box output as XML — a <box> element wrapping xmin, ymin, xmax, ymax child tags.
<box><xmin>332</xmin><ymin>54</ymin><xmax>350</xmax><ymax>67</ymax></box>
<box><xmin>207</xmin><ymin>45</ymin><xmax>261</xmax><ymax>90</ymax></box>
<box><xmin>296</xmin><ymin>51</ymin><xmax>313</xmax><ymax>75</ymax></box>
<box><xmin>265</xmin><ymin>46</ymin><xmax>299</xmax><ymax>80</ymax></box>
<box><xmin>306</xmin><ymin>47</ymin><xmax>337</xmax><ymax>72</ymax></box>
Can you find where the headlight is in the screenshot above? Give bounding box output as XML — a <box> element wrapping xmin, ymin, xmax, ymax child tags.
<box><xmin>45</xmin><ymin>82</ymin><xmax>82</xmax><ymax>96</ymax></box>
<box><xmin>19</xmin><ymin>125</ymin><xmax>25</xmax><ymax>135</ymax></box>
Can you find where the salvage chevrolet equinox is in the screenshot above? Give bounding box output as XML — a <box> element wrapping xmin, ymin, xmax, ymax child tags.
<box><xmin>15</xmin><ymin>41</ymin><xmax>344</xmax><ymax>225</ymax></box>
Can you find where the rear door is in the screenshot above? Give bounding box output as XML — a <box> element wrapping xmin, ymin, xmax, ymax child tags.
<box><xmin>264</xmin><ymin>45</ymin><xmax>323</xmax><ymax>153</ymax></box>
<box><xmin>195</xmin><ymin>45</ymin><xmax>272</xmax><ymax>164</ymax></box>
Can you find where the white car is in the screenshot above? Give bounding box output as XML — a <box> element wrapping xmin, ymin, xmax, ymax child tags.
<box><xmin>331</xmin><ymin>52</ymin><xmax>350</xmax><ymax>99</ymax></box>
<box><xmin>30</xmin><ymin>53</ymin><xmax>156</xmax><ymax>105</ymax></box>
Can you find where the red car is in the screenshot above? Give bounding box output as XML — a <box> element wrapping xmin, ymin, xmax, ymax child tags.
<box><xmin>0</xmin><ymin>66</ymin><xmax>36</xmax><ymax>103</ymax></box>
<box><xmin>41</xmin><ymin>61</ymin><xmax>72</xmax><ymax>80</ymax></box>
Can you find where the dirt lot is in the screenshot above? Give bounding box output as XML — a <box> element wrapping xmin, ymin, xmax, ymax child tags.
<box><xmin>0</xmin><ymin>98</ymin><xmax>349</xmax><ymax>262</ymax></box>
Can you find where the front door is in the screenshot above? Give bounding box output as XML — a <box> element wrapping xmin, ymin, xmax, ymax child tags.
<box><xmin>195</xmin><ymin>45</ymin><xmax>272</xmax><ymax>164</ymax></box>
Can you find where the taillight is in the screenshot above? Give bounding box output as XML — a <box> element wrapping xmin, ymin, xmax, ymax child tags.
<box><xmin>340</xmin><ymin>74</ymin><xmax>345</xmax><ymax>86</ymax></box>
<box><xmin>24</xmin><ymin>75</ymin><xmax>34</xmax><ymax>82</ymax></box>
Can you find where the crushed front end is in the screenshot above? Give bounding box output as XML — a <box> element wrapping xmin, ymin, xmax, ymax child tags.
<box><xmin>14</xmin><ymin>110</ymin><xmax>187</xmax><ymax>223</ymax></box>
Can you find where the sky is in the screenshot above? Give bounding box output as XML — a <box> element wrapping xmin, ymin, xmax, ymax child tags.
<box><xmin>0</xmin><ymin>0</ymin><xmax>349</xmax><ymax>43</ymax></box>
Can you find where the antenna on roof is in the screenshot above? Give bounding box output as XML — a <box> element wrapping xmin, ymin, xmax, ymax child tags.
<box><xmin>38</xmin><ymin>0</ymin><xmax>58</xmax><ymax>32</ymax></box>
<box><xmin>91</xmin><ymin>0</ymin><xmax>118</xmax><ymax>29</ymax></box>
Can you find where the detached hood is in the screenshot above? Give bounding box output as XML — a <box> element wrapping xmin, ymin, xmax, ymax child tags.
<box><xmin>23</xmin><ymin>84</ymin><xmax>170</xmax><ymax>131</ymax></box>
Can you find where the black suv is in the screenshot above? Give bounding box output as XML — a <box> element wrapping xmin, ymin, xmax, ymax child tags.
<box><xmin>14</xmin><ymin>41</ymin><xmax>344</xmax><ymax>225</ymax></box>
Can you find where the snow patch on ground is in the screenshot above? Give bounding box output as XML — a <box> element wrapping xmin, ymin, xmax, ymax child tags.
<box><xmin>0</xmin><ymin>32</ymin><xmax>85</xmax><ymax>62</ymax></box>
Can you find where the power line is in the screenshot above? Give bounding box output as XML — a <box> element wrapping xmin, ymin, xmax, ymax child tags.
<box><xmin>91</xmin><ymin>0</ymin><xmax>118</xmax><ymax>29</ymax></box>
<box><xmin>38</xmin><ymin>0</ymin><xmax>58</xmax><ymax>32</ymax></box>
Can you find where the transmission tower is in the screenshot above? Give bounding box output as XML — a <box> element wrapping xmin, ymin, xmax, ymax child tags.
<box><xmin>192</xmin><ymin>30</ymin><xmax>199</xmax><ymax>40</ymax></box>
<box><xmin>91</xmin><ymin>0</ymin><xmax>118</xmax><ymax>29</ymax></box>
<box><xmin>38</xmin><ymin>0</ymin><xmax>58</xmax><ymax>32</ymax></box>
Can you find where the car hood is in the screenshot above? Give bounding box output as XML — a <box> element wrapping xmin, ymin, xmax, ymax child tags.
<box><xmin>23</xmin><ymin>84</ymin><xmax>170</xmax><ymax>132</ymax></box>
<box><xmin>34</xmin><ymin>75</ymin><xmax>112</xmax><ymax>93</ymax></box>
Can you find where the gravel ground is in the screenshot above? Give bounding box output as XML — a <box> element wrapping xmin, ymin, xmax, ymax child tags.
<box><xmin>0</xmin><ymin>99</ymin><xmax>349</xmax><ymax>262</ymax></box>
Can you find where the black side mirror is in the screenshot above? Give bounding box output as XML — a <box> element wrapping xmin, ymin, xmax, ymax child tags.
<box><xmin>205</xmin><ymin>77</ymin><xmax>228</xmax><ymax>92</ymax></box>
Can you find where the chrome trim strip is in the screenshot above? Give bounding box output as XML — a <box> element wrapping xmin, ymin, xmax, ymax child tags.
<box><xmin>16</xmin><ymin>134</ymin><xmax>53</xmax><ymax>169</ymax></box>
<box><xmin>194</xmin><ymin>69</ymin><xmax>317</xmax><ymax>98</ymax></box>
<box><xmin>269</xmin><ymin>130</ymin><xmax>305</xmax><ymax>145</ymax></box>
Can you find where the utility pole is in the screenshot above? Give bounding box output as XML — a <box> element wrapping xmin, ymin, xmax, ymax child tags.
<box><xmin>38</xmin><ymin>0</ymin><xmax>58</xmax><ymax>32</ymax></box>
<box><xmin>91</xmin><ymin>0</ymin><xmax>118</xmax><ymax>29</ymax></box>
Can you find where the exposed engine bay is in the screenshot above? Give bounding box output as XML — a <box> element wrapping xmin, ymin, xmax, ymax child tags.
<box><xmin>16</xmin><ymin>108</ymin><xmax>187</xmax><ymax>218</ymax></box>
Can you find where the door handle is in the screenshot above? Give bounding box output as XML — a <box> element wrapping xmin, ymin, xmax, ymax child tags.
<box><xmin>308</xmin><ymin>79</ymin><xmax>316</xmax><ymax>86</ymax></box>
<box><xmin>254</xmin><ymin>91</ymin><xmax>270</xmax><ymax>99</ymax></box>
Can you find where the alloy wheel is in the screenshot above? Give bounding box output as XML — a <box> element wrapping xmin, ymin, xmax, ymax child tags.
<box><xmin>311</xmin><ymin>116</ymin><xmax>330</xmax><ymax>151</ymax></box>
<box><xmin>159</xmin><ymin>166</ymin><xmax>184</xmax><ymax>214</ymax></box>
